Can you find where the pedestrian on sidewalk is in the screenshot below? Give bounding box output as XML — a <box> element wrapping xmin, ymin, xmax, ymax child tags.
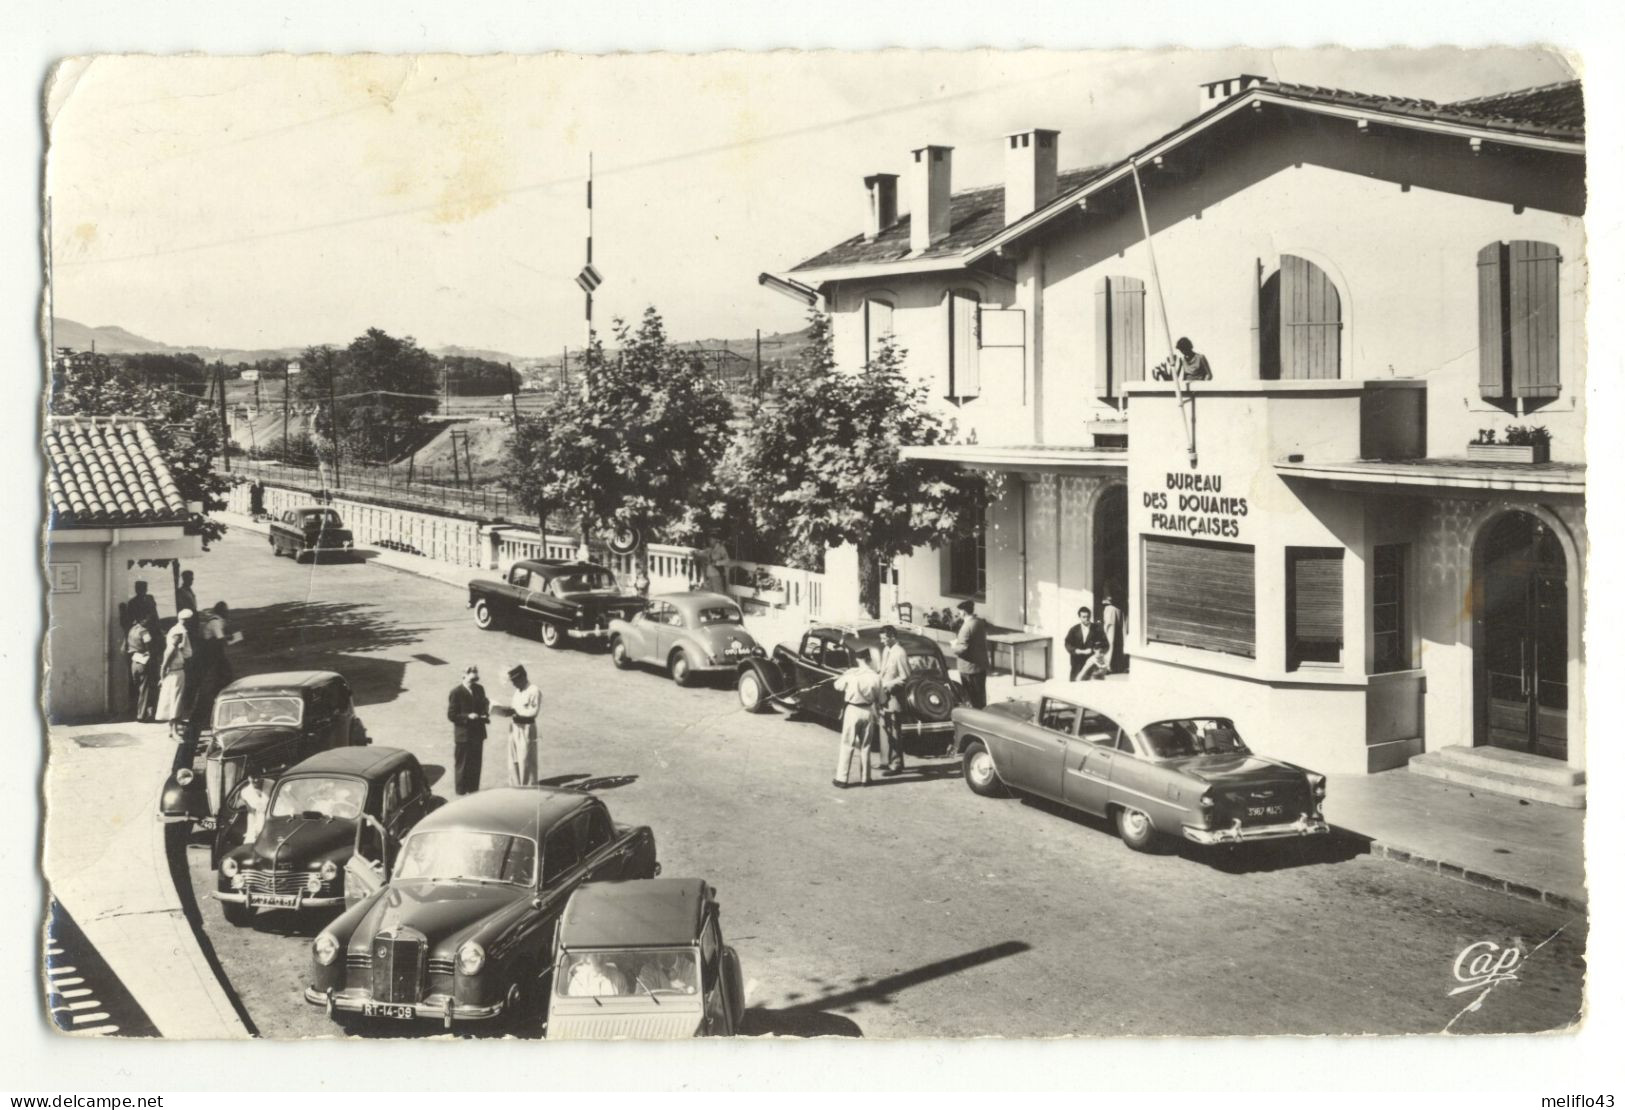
<box><xmin>121</xmin><ymin>579</ymin><xmax>158</xmax><ymax>632</ymax></box>
<box><xmin>124</xmin><ymin>616</ymin><xmax>157</xmax><ymax>721</ymax></box>
<box><xmin>951</xmin><ymin>599</ymin><xmax>990</xmax><ymax>710</ymax></box>
<box><xmin>505</xmin><ymin>663</ymin><xmax>541</xmax><ymax>787</ymax></box>
<box><xmin>447</xmin><ymin>665</ymin><xmax>490</xmax><ymax>795</ymax></box>
<box><xmin>875</xmin><ymin>626</ymin><xmax>911</xmax><ymax>776</ymax></box>
<box><xmin>832</xmin><ymin>653</ymin><xmax>882</xmax><ymax>788</ymax></box>
<box><xmin>184</xmin><ymin>602</ymin><xmax>235</xmax><ymax>746</ymax></box>
<box><xmin>156</xmin><ymin>610</ymin><xmax>194</xmax><ymax>737</ymax></box>
<box><xmin>174</xmin><ymin>569</ymin><xmax>198</xmax><ymax>618</ymax></box>
<box><xmin>1100</xmin><ymin>592</ymin><xmax>1126</xmax><ymax>673</ymax></box>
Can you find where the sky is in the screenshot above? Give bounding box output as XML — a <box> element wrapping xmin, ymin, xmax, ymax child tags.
<box><xmin>46</xmin><ymin>47</ymin><xmax>1577</xmax><ymax>357</ymax></box>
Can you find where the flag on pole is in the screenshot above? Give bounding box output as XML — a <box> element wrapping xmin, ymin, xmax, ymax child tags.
<box><xmin>576</xmin><ymin>264</ymin><xmax>603</xmax><ymax>294</ymax></box>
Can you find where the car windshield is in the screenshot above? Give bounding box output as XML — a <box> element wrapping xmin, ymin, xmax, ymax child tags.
<box><xmin>696</xmin><ymin>605</ymin><xmax>742</xmax><ymax>626</ymax></box>
<box><xmin>550</xmin><ymin>569</ymin><xmax>620</xmax><ymax>595</ymax></box>
<box><xmin>394</xmin><ymin>830</ymin><xmax>536</xmax><ymax>886</ymax></box>
<box><xmin>269</xmin><ymin>776</ymin><xmax>366</xmax><ymax>820</ymax></box>
<box><xmin>1140</xmin><ymin>718</ymin><xmax>1251</xmax><ymax>760</ymax></box>
<box><xmin>557</xmin><ymin>949</ymin><xmax>700</xmax><ymax>999</ymax></box>
<box><xmin>906</xmin><ymin>654</ymin><xmax>943</xmax><ymax>674</ymax></box>
<box><xmin>214</xmin><ymin>696</ymin><xmax>302</xmax><ymax>728</ymax></box>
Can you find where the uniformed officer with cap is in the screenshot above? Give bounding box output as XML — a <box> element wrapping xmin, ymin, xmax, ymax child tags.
<box><xmin>505</xmin><ymin>663</ymin><xmax>541</xmax><ymax>786</ymax></box>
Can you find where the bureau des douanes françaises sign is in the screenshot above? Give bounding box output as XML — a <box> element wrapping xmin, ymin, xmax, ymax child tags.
<box><xmin>1143</xmin><ymin>471</ymin><xmax>1248</xmax><ymax>540</ymax></box>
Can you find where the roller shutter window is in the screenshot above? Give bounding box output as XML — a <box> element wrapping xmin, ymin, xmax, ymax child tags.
<box><xmin>864</xmin><ymin>298</ymin><xmax>894</xmax><ymax>365</ymax></box>
<box><xmin>1371</xmin><ymin>543</ymin><xmax>1409</xmax><ymax>674</ymax></box>
<box><xmin>1286</xmin><ymin>547</ymin><xmax>1344</xmax><ymax>668</ymax></box>
<box><xmin>1094</xmin><ymin>276</ymin><xmax>1146</xmax><ymax>400</ymax></box>
<box><xmin>948</xmin><ymin>289</ymin><xmax>981</xmax><ymax>399</ymax></box>
<box><xmin>1144</xmin><ymin>537</ymin><xmax>1255</xmax><ymax>659</ymax></box>
<box><xmin>1478</xmin><ymin>240</ymin><xmax>1561</xmax><ymax>400</ymax></box>
<box><xmin>1279</xmin><ymin>255</ymin><xmax>1342</xmax><ymax>380</ymax></box>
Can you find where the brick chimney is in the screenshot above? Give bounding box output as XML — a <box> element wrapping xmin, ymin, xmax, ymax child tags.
<box><xmin>909</xmin><ymin>144</ymin><xmax>953</xmax><ymax>253</ymax></box>
<box><xmin>1004</xmin><ymin>128</ymin><xmax>1059</xmax><ymax>224</ymax></box>
<box><xmin>1197</xmin><ymin>73</ymin><xmax>1268</xmax><ymax>115</ymax></box>
<box><xmin>864</xmin><ymin>173</ymin><xmax>899</xmax><ymax>242</ymax></box>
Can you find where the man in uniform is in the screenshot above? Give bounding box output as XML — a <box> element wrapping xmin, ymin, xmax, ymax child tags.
<box><xmin>505</xmin><ymin>663</ymin><xmax>541</xmax><ymax>787</ymax></box>
<box><xmin>831</xmin><ymin>652</ymin><xmax>883</xmax><ymax>788</ymax></box>
<box><xmin>874</xmin><ymin>626</ymin><xmax>912</xmax><ymax>775</ymax></box>
<box><xmin>175</xmin><ymin>569</ymin><xmax>198</xmax><ymax>617</ymax></box>
<box><xmin>447</xmin><ymin>665</ymin><xmax>490</xmax><ymax>795</ymax></box>
<box><xmin>952</xmin><ymin>599</ymin><xmax>990</xmax><ymax>710</ymax></box>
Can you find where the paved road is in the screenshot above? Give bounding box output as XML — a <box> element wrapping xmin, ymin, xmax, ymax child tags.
<box><xmin>183</xmin><ymin>529</ymin><xmax>1586</xmax><ymax>1039</ymax></box>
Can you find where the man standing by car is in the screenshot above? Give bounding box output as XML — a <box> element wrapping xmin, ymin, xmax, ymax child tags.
<box><xmin>505</xmin><ymin>663</ymin><xmax>541</xmax><ymax>787</ymax></box>
<box><xmin>832</xmin><ymin>654</ymin><xmax>883</xmax><ymax>788</ymax></box>
<box><xmin>1064</xmin><ymin>607</ymin><xmax>1111</xmax><ymax>681</ymax></box>
<box><xmin>447</xmin><ymin>665</ymin><xmax>490</xmax><ymax>795</ymax></box>
<box><xmin>952</xmin><ymin>599</ymin><xmax>990</xmax><ymax>710</ymax></box>
<box><xmin>875</xmin><ymin>625</ymin><xmax>911</xmax><ymax>776</ymax></box>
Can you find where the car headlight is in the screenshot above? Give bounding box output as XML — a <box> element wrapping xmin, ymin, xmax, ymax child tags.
<box><xmin>314</xmin><ymin>933</ymin><xmax>340</xmax><ymax>966</ymax></box>
<box><xmin>457</xmin><ymin>941</ymin><xmax>485</xmax><ymax>977</ymax></box>
<box><xmin>320</xmin><ymin>859</ymin><xmax>339</xmax><ymax>881</ymax></box>
<box><xmin>176</xmin><ymin>768</ymin><xmax>194</xmax><ymax>786</ymax></box>
<box><xmin>220</xmin><ymin>857</ymin><xmax>239</xmax><ymax>878</ymax></box>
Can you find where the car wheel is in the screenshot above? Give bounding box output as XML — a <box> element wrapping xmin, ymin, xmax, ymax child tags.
<box><xmin>1116</xmin><ymin>806</ymin><xmax>1159</xmax><ymax>852</ymax></box>
<box><xmin>472</xmin><ymin>599</ymin><xmax>498</xmax><ymax>631</ymax></box>
<box><xmin>961</xmin><ymin>740</ymin><xmax>1007</xmax><ymax>798</ymax></box>
<box><xmin>737</xmin><ymin>669</ymin><xmax>771</xmax><ymax>713</ymax></box>
<box><xmin>539</xmin><ymin>622</ymin><xmax>564</xmax><ymax>649</ymax></box>
<box><xmin>669</xmin><ymin>649</ymin><xmax>695</xmax><ymax>687</ymax></box>
<box><xmin>221</xmin><ymin>899</ymin><xmax>252</xmax><ymax>927</ymax></box>
<box><xmin>269</xmin><ymin>536</ymin><xmax>280</xmax><ymax>556</ymax></box>
<box><xmin>609</xmin><ymin>635</ymin><xmax>633</xmax><ymax>670</ymax></box>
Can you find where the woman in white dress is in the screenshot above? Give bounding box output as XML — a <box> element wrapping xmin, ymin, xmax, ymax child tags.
<box><xmin>156</xmin><ymin>610</ymin><xmax>194</xmax><ymax>735</ymax></box>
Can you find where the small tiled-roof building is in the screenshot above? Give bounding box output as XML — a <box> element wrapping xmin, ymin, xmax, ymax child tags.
<box><xmin>45</xmin><ymin>417</ymin><xmax>203</xmax><ymax>721</ymax></box>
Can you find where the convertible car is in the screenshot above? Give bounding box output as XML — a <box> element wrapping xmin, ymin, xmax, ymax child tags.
<box><xmin>607</xmin><ymin>591</ymin><xmax>764</xmax><ymax>686</ymax></box>
<box><xmin>305</xmin><ymin>786</ymin><xmax>659</xmax><ymax>1029</ymax></box>
<box><xmin>952</xmin><ymin>684</ymin><xmax>1329</xmax><ymax>851</ymax></box>
<box><xmin>160</xmin><ymin>671</ymin><xmax>369</xmax><ymax>830</ymax></box>
<box><xmin>213</xmin><ymin>747</ymin><xmax>441</xmax><ymax>925</ymax></box>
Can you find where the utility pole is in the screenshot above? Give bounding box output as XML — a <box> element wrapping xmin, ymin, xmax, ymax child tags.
<box><xmin>327</xmin><ymin>359</ymin><xmax>341</xmax><ymax>489</ymax></box>
<box><xmin>217</xmin><ymin>363</ymin><xmax>231</xmax><ymax>473</ymax></box>
<box><xmin>282</xmin><ymin>365</ymin><xmax>292</xmax><ymax>465</ymax></box>
<box><xmin>755</xmin><ymin>329</ymin><xmax>762</xmax><ymax>395</ymax></box>
<box><xmin>561</xmin><ymin>346</ymin><xmax>569</xmax><ymax>395</ymax></box>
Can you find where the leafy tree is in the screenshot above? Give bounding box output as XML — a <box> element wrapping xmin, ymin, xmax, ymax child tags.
<box><xmin>441</xmin><ymin>355</ymin><xmax>521</xmax><ymax>397</ymax></box>
<box><xmin>295</xmin><ymin>329</ymin><xmax>439</xmax><ymax>464</ymax></box>
<box><xmin>49</xmin><ymin>352</ymin><xmax>231</xmax><ymax>545</ymax></box>
<box><xmin>503</xmin><ymin>307</ymin><xmax>734</xmax><ymax>570</ymax></box>
<box><xmin>733</xmin><ymin>310</ymin><xmax>999</xmax><ymax>617</ymax></box>
<box><xmin>119</xmin><ymin>352</ymin><xmax>211</xmax><ymax>394</ymax></box>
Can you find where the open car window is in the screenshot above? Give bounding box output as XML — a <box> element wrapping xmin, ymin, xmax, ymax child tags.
<box><xmin>214</xmin><ymin>696</ymin><xmax>302</xmax><ymax>728</ymax></box>
<box><xmin>511</xmin><ymin>567</ymin><xmax>532</xmax><ymax>588</ymax></box>
<box><xmin>1140</xmin><ymin>717</ymin><xmax>1250</xmax><ymax>760</ymax></box>
<box><xmin>269</xmin><ymin>776</ymin><xmax>365</xmax><ymax>820</ymax></box>
<box><xmin>821</xmin><ymin>639</ymin><xmax>852</xmax><ymax>670</ymax></box>
<box><xmin>394</xmin><ymin>830</ymin><xmax>537</xmax><ymax>886</ymax></box>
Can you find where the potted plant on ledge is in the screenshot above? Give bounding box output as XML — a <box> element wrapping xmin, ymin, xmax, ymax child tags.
<box><xmin>1467</xmin><ymin>426</ymin><xmax>1551</xmax><ymax>464</ymax></box>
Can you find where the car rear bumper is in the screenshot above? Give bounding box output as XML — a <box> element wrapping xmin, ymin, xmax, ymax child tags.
<box><xmin>1183</xmin><ymin>814</ymin><xmax>1329</xmax><ymax>844</ymax></box>
<box><xmin>899</xmin><ymin>721</ymin><xmax>955</xmax><ymax>735</ymax></box>
<box><xmin>305</xmin><ymin>987</ymin><xmax>503</xmax><ymax>1023</ymax></box>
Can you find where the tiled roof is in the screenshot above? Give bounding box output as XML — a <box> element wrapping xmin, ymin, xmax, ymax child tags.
<box><xmin>791</xmin><ymin>165</ymin><xmax>1107</xmax><ymax>272</ymax></box>
<box><xmin>46</xmin><ymin>418</ymin><xmax>190</xmax><ymax>528</ymax></box>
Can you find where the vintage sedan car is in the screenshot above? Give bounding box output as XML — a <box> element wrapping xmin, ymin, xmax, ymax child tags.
<box><xmin>269</xmin><ymin>506</ymin><xmax>355</xmax><ymax>562</ymax></box>
<box><xmin>607</xmin><ymin>591</ymin><xmax>764</xmax><ymax>686</ymax></box>
<box><xmin>305</xmin><ymin>786</ymin><xmax>659</xmax><ymax>1029</ymax></box>
<box><xmin>953</xmin><ymin>684</ymin><xmax>1329</xmax><ymax>851</ymax></box>
<box><xmin>547</xmin><ymin>878</ymin><xmax>746</xmax><ymax>1039</ymax></box>
<box><xmin>736</xmin><ymin>621</ymin><xmax>959</xmax><ymax>754</ymax></box>
<box><xmin>160</xmin><ymin>671</ymin><xmax>370</xmax><ymax>830</ymax></box>
<box><xmin>213</xmin><ymin>747</ymin><xmax>441</xmax><ymax>926</ymax></box>
<box><xmin>468</xmin><ymin>558</ymin><xmax>647</xmax><ymax>649</ymax></box>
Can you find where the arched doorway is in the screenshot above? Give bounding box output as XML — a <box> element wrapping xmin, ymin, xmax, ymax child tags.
<box><xmin>1092</xmin><ymin>484</ymin><xmax>1128</xmax><ymax>671</ymax></box>
<box><xmin>1477</xmin><ymin>512</ymin><xmax>1568</xmax><ymax>760</ymax></box>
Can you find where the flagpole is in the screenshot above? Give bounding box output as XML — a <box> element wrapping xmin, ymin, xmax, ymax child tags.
<box><xmin>585</xmin><ymin>151</ymin><xmax>594</xmax><ymax>347</ymax></box>
<box><xmin>1129</xmin><ymin>158</ymin><xmax>1196</xmax><ymax>468</ymax></box>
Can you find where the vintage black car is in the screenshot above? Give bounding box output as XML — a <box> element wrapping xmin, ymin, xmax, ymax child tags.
<box><xmin>269</xmin><ymin>506</ymin><xmax>355</xmax><ymax>562</ymax></box>
<box><xmin>468</xmin><ymin>558</ymin><xmax>647</xmax><ymax>649</ymax></box>
<box><xmin>213</xmin><ymin>746</ymin><xmax>441</xmax><ymax>926</ymax></box>
<box><xmin>305</xmin><ymin>786</ymin><xmax>659</xmax><ymax>1029</ymax></box>
<box><xmin>160</xmin><ymin>671</ymin><xmax>369</xmax><ymax>830</ymax></box>
<box><xmin>735</xmin><ymin>621</ymin><xmax>959</xmax><ymax>753</ymax></box>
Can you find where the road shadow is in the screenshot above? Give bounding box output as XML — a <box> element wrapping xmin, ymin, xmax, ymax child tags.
<box><xmin>535</xmin><ymin>772</ymin><xmax>639</xmax><ymax>792</ymax></box>
<box><xmin>230</xmin><ymin>599</ymin><xmax>419</xmax><ymax>706</ymax></box>
<box><xmin>847</xmin><ymin>764</ymin><xmax>962</xmax><ymax>789</ymax></box>
<box><xmin>740</xmin><ymin>940</ymin><xmax>1031</xmax><ymax>1038</ymax></box>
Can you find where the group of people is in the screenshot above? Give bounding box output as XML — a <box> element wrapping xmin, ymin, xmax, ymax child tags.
<box><xmin>831</xmin><ymin>624</ymin><xmax>919</xmax><ymax>788</ymax></box>
<box><xmin>120</xmin><ymin>570</ymin><xmax>236</xmax><ymax>745</ymax></box>
<box><xmin>445</xmin><ymin>661</ymin><xmax>542</xmax><ymax>796</ymax></box>
<box><xmin>1064</xmin><ymin>595</ymin><xmax>1125</xmax><ymax>681</ymax></box>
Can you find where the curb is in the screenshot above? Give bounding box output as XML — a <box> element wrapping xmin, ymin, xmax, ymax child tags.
<box><xmin>1368</xmin><ymin>841</ymin><xmax>1586</xmax><ymax>913</ymax></box>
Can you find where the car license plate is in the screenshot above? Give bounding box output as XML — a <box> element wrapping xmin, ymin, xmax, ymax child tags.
<box><xmin>247</xmin><ymin>892</ymin><xmax>301</xmax><ymax>909</ymax></box>
<box><xmin>362</xmin><ymin>1002</ymin><xmax>416</xmax><ymax>1020</ymax></box>
<box><xmin>1247</xmin><ymin>804</ymin><xmax>1285</xmax><ymax>819</ymax></box>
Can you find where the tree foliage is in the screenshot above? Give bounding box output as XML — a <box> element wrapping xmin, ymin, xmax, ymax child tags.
<box><xmin>732</xmin><ymin>310</ymin><xmax>999</xmax><ymax>616</ymax></box>
<box><xmin>49</xmin><ymin>352</ymin><xmax>232</xmax><ymax>544</ymax></box>
<box><xmin>295</xmin><ymin>329</ymin><xmax>439</xmax><ymax>464</ymax></box>
<box><xmin>503</xmin><ymin>308</ymin><xmax>735</xmax><ymax>555</ymax></box>
<box><xmin>441</xmin><ymin>355</ymin><xmax>521</xmax><ymax>397</ymax></box>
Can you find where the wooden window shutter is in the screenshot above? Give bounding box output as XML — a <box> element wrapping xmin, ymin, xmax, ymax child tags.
<box><xmin>1287</xmin><ymin>548</ymin><xmax>1343</xmax><ymax>665</ymax></box>
<box><xmin>949</xmin><ymin>290</ymin><xmax>981</xmax><ymax>398</ymax></box>
<box><xmin>1094</xmin><ymin>277</ymin><xmax>1113</xmax><ymax>400</ymax></box>
<box><xmin>1114</xmin><ymin>277</ymin><xmax>1146</xmax><ymax>386</ymax></box>
<box><xmin>1144</xmin><ymin>537</ymin><xmax>1256</xmax><ymax>658</ymax></box>
<box><xmin>1508</xmin><ymin>240</ymin><xmax>1561</xmax><ymax>399</ymax></box>
<box><xmin>864</xmin><ymin>299</ymin><xmax>894</xmax><ymax>364</ymax></box>
<box><xmin>1477</xmin><ymin>242</ymin><xmax>1508</xmax><ymax>399</ymax></box>
<box><xmin>1279</xmin><ymin>254</ymin><xmax>1342</xmax><ymax>380</ymax></box>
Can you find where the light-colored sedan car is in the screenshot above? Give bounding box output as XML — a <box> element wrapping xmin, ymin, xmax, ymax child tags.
<box><xmin>952</xmin><ymin>684</ymin><xmax>1329</xmax><ymax>851</ymax></box>
<box><xmin>607</xmin><ymin>591</ymin><xmax>765</xmax><ymax>687</ymax></box>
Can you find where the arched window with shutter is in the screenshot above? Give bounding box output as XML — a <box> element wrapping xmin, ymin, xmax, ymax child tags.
<box><xmin>1478</xmin><ymin>240</ymin><xmax>1561</xmax><ymax>401</ymax></box>
<box><xmin>1258</xmin><ymin>255</ymin><xmax>1342</xmax><ymax>380</ymax></box>
<box><xmin>1094</xmin><ymin>276</ymin><xmax>1146</xmax><ymax>400</ymax></box>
